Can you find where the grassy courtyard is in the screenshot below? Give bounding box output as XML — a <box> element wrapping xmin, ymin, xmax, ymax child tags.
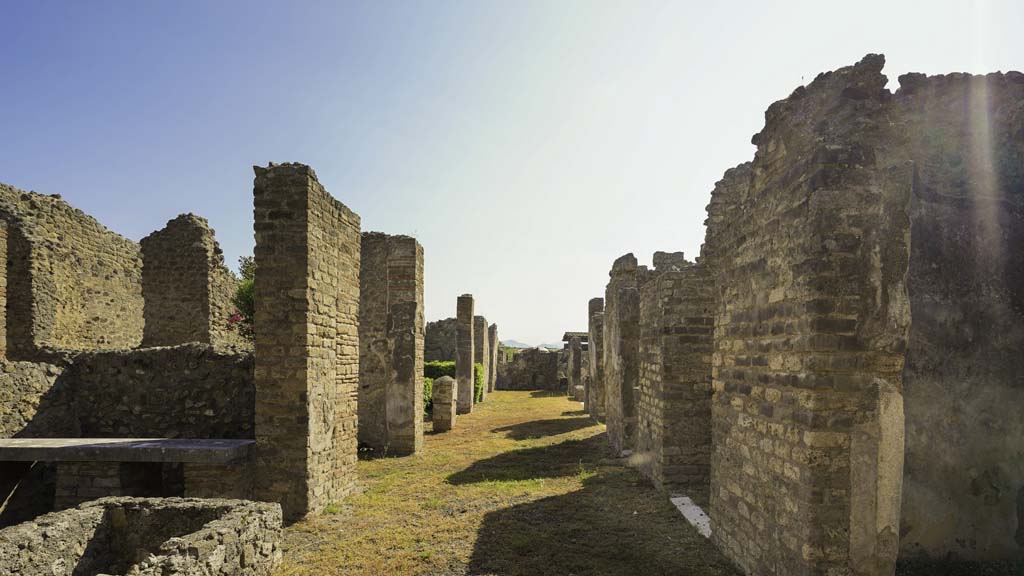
<box><xmin>275</xmin><ymin>390</ymin><xmax>739</xmax><ymax>576</ymax></box>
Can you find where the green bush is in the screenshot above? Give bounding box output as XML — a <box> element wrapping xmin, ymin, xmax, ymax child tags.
<box><xmin>424</xmin><ymin>361</ymin><xmax>456</xmax><ymax>379</ymax></box>
<box><xmin>474</xmin><ymin>362</ymin><xmax>485</xmax><ymax>403</ymax></box>
<box><xmin>423</xmin><ymin>377</ymin><xmax>434</xmax><ymax>416</ymax></box>
<box><xmin>228</xmin><ymin>256</ymin><xmax>255</xmax><ymax>341</ymax></box>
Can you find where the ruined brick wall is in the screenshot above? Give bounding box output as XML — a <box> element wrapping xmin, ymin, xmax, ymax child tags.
<box><xmin>894</xmin><ymin>71</ymin><xmax>1024</xmax><ymax>561</ymax></box>
<box><xmin>425</xmin><ymin>317</ymin><xmax>457</xmax><ymax>362</ymax></box>
<box><xmin>703</xmin><ymin>55</ymin><xmax>911</xmax><ymax>575</ymax></box>
<box><xmin>587</xmin><ymin>298</ymin><xmax>605</xmax><ymax>422</ymax></box>
<box><xmin>140</xmin><ymin>214</ymin><xmax>245</xmax><ymax>349</ymax></box>
<box><xmin>474</xmin><ymin>315</ymin><xmax>489</xmax><ymax>402</ymax></box>
<box><xmin>0</xmin><ymin>184</ymin><xmax>143</xmax><ymax>356</ymax></box>
<box><xmin>358</xmin><ymin>232</ymin><xmax>424</xmax><ymax>456</ymax></box>
<box><xmin>0</xmin><ymin>498</ymin><xmax>281</xmax><ymax>576</ymax></box>
<box><xmin>604</xmin><ymin>254</ymin><xmax>641</xmax><ymax>455</ymax></box>
<box><xmin>456</xmin><ymin>295</ymin><xmax>475</xmax><ymax>414</ymax></box>
<box><xmin>635</xmin><ymin>262</ymin><xmax>713</xmax><ymax>497</ymax></box>
<box><xmin>487</xmin><ymin>324</ymin><xmax>498</xmax><ymax>393</ymax></box>
<box><xmin>496</xmin><ymin>348</ymin><xmax>559</xmax><ymax>390</ymax></box>
<box><xmin>67</xmin><ymin>345</ymin><xmax>254</xmax><ymax>439</ymax></box>
<box><xmin>253</xmin><ymin>163</ymin><xmax>360</xmax><ymax>521</ymax></box>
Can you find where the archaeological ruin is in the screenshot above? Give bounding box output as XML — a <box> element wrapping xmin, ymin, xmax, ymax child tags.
<box><xmin>0</xmin><ymin>52</ymin><xmax>1021</xmax><ymax>576</ymax></box>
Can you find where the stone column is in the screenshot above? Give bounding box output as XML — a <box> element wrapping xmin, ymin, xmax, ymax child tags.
<box><xmin>473</xmin><ymin>315</ymin><xmax>489</xmax><ymax>403</ymax></box>
<box><xmin>568</xmin><ymin>336</ymin><xmax>583</xmax><ymax>402</ymax></box>
<box><xmin>587</xmin><ymin>298</ymin><xmax>605</xmax><ymax>422</ymax></box>
<box><xmin>487</xmin><ymin>324</ymin><xmax>498</xmax><ymax>393</ymax></box>
<box><xmin>252</xmin><ymin>162</ymin><xmax>361</xmax><ymax>522</ymax></box>
<box><xmin>604</xmin><ymin>254</ymin><xmax>641</xmax><ymax>456</ymax></box>
<box><xmin>432</xmin><ymin>376</ymin><xmax>457</xmax><ymax>432</ymax></box>
<box><xmin>455</xmin><ymin>295</ymin><xmax>475</xmax><ymax>414</ymax></box>
<box><xmin>358</xmin><ymin>233</ymin><xmax>424</xmax><ymax>456</ymax></box>
<box><xmin>635</xmin><ymin>261</ymin><xmax>713</xmax><ymax>495</ymax></box>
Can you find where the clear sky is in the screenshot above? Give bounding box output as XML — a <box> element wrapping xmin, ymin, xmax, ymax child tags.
<box><xmin>2</xmin><ymin>1</ymin><xmax>1021</xmax><ymax>345</ymax></box>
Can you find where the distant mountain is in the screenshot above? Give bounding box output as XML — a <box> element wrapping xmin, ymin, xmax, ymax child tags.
<box><xmin>500</xmin><ymin>339</ymin><xmax>533</xmax><ymax>349</ymax></box>
<box><xmin>540</xmin><ymin>343</ymin><xmax>563</xmax><ymax>350</ymax></box>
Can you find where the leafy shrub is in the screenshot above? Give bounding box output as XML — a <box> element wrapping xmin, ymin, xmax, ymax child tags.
<box><xmin>228</xmin><ymin>256</ymin><xmax>255</xmax><ymax>341</ymax></box>
<box><xmin>474</xmin><ymin>362</ymin><xmax>485</xmax><ymax>403</ymax></box>
<box><xmin>423</xmin><ymin>377</ymin><xmax>434</xmax><ymax>416</ymax></box>
<box><xmin>424</xmin><ymin>361</ymin><xmax>456</xmax><ymax>379</ymax></box>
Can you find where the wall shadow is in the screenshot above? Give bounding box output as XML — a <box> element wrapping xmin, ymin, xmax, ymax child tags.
<box><xmin>467</xmin><ymin>467</ymin><xmax>741</xmax><ymax>576</ymax></box>
<box><xmin>529</xmin><ymin>390</ymin><xmax>565</xmax><ymax>398</ymax></box>
<box><xmin>492</xmin><ymin>417</ymin><xmax>593</xmax><ymax>441</ymax></box>
<box><xmin>447</xmin><ymin>435</ymin><xmax>607</xmax><ymax>485</ymax></box>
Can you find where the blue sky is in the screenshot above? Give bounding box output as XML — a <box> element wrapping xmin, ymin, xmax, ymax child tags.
<box><xmin>2</xmin><ymin>1</ymin><xmax>1022</xmax><ymax>344</ymax></box>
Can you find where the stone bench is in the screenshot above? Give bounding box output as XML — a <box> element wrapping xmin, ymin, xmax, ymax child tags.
<box><xmin>0</xmin><ymin>438</ymin><xmax>255</xmax><ymax>507</ymax></box>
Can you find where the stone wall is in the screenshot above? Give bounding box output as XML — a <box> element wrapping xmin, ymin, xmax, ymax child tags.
<box><xmin>358</xmin><ymin>232</ymin><xmax>424</xmax><ymax>456</ymax></box>
<box><xmin>456</xmin><ymin>295</ymin><xmax>475</xmax><ymax>414</ymax></box>
<box><xmin>252</xmin><ymin>163</ymin><xmax>360</xmax><ymax>521</ymax></box>
<box><xmin>487</xmin><ymin>324</ymin><xmax>498</xmax><ymax>393</ymax></box>
<box><xmin>474</xmin><ymin>315</ymin><xmax>489</xmax><ymax>402</ymax></box>
<box><xmin>604</xmin><ymin>254</ymin><xmax>642</xmax><ymax>455</ymax></box>
<box><xmin>703</xmin><ymin>55</ymin><xmax>911</xmax><ymax>575</ymax></box>
<box><xmin>894</xmin><ymin>70</ymin><xmax>1024</xmax><ymax>561</ymax></box>
<box><xmin>67</xmin><ymin>344</ymin><xmax>254</xmax><ymax>439</ymax></box>
<box><xmin>0</xmin><ymin>183</ymin><xmax>144</xmax><ymax>356</ymax></box>
<box><xmin>140</xmin><ymin>214</ymin><xmax>246</xmax><ymax>349</ymax></box>
<box><xmin>425</xmin><ymin>317</ymin><xmax>457</xmax><ymax>362</ymax></box>
<box><xmin>0</xmin><ymin>497</ymin><xmax>281</xmax><ymax>576</ymax></box>
<box><xmin>635</xmin><ymin>260</ymin><xmax>713</xmax><ymax>497</ymax></box>
<box><xmin>587</xmin><ymin>298</ymin><xmax>605</xmax><ymax>422</ymax></box>
<box><xmin>496</xmin><ymin>347</ymin><xmax>559</xmax><ymax>390</ymax></box>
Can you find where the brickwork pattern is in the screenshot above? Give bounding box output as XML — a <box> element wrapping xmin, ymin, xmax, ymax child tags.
<box><xmin>0</xmin><ymin>183</ymin><xmax>144</xmax><ymax>356</ymax></box>
<box><xmin>140</xmin><ymin>214</ymin><xmax>245</xmax><ymax>349</ymax></box>
<box><xmin>358</xmin><ymin>232</ymin><xmax>424</xmax><ymax>455</ymax></box>
<box><xmin>587</xmin><ymin>298</ymin><xmax>605</xmax><ymax>422</ymax></box>
<box><xmin>474</xmin><ymin>315</ymin><xmax>489</xmax><ymax>402</ymax></box>
<box><xmin>253</xmin><ymin>163</ymin><xmax>360</xmax><ymax>521</ymax></box>
<box><xmin>456</xmin><ymin>295</ymin><xmax>475</xmax><ymax>414</ymax></box>
<box><xmin>703</xmin><ymin>55</ymin><xmax>910</xmax><ymax>575</ymax></box>
<box><xmin>636</xmin><ymin>263</ymin><xmax>713</xmax><ymax>497</ymax></box>
<box><xmin>604</xmin><ymin>254</ymin><xmax>641</xmax><ymax>455</ymax></box>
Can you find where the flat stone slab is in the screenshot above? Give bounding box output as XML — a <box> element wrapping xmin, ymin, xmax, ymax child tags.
<box><xmin>0</xmin><ymin>438</ymin><xmax>254</xmax><ymax>464</ymax></box>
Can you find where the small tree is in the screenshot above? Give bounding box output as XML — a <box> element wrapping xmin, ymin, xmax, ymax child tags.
<box><xmin>228</xmin><ymin>256</ymin><xmax>255</xmax><ymax>341</ymax></box>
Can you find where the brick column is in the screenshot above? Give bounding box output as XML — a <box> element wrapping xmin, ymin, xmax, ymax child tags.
<box><xmin>358</xmin><ymin>233</ymin><xmax>424</xmax><ymax>456</ymax></box>
<box><xmin>252</xmin><ymin>162</ymin><xmax>361</xmax><ymax>522</ymax></box>
<box><xmin>568</xmin><ymin>336</ymin><xmax>583</xmax><ymax>401</ymax></box>
<box><xmin>455</xmin><ymin>295</ymin><xmax>475</xmax><ymax>414</ymax></box>
<box><xmin>604</xmin><ymin>254</ymin><xmax>641</xmax><ymax>455</ymax></box>
<box><xmin>473</xmin><ymin>316</ymin><xmax>489</xmax><ymax>403</ymax></box>
<box><xmin>487</xmin><ymin>324</ymin><xmax>498</xmax><ymax>393</ymax></box>
<box><xmin>587</xmin><ymin>298</ymin><xmax>605</xmax><ymax>422</ymax></box>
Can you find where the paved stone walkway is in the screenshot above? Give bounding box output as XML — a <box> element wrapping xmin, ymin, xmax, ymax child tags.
<box><xmin>276</xmin><ymin>390</ymin><xmax>738</xmax><ymax>576</ymax></box>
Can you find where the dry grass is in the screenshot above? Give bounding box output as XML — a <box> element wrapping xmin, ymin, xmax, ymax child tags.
<box><xmin>275</xmin><ymin>390</ymin><xmax>739</xmax><ymax>576</ymax></box>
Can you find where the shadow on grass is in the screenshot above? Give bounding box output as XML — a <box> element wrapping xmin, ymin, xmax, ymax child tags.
<box><xmin>894</xmin><ymin>560</ymin><xmax>1023</xmax><ymax>576</ymax></box>
<box><xmin>492</xmin><ymin>417</ymin><xmax>593</xmax><ymax>441</ymax></box>
<box><xmin>447</xmin><ymin>435</ymin><xmax>607</xmax><ymax>485</ymax></box>
<box><xmin>530</xmin><ymin>390</ymin><xmax>566</xmax><ymax>398</ymax></box>
<box><xmin>561</xmin><ymin>409</ymin><xmax>587</xmax><ymax>416</ymax></box>
<box><xmin>467</xmin><ymin>468</ymin><xmax>741</xmax><ymax>576</ymax></box>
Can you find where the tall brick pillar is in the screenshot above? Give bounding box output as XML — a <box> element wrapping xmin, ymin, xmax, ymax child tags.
<box><xmin>252</xmin><ymin>162</ymin><xmax>361</xmax><ymax>522</ymax></box>
<box><xmin>587</xmin><ymin>297</ymin><xmax>605</xmax><ymax>422</ymax></box>
<box><xmin>455</xmin><ymin>295</ymin><xmax>475</xmax><ymax>414</ymax></box>
<box><xmin>604</xmin><ymin>254</ymin><xmax>641</xmax><ymax>455</ymax></box>
<box><xmin>473</xmin><ymin>315</ymin><xmax>489</xmax><ymax>403</ymax></box>
<box><xmin>487</xmin><ymin>324</ymin><xmax>498</xmax><ymax>393</ymax></box>
<box><xmin>358</xmin><ymin>232</ymin><xmax>424</xmax><ymax>456</ymax></box>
